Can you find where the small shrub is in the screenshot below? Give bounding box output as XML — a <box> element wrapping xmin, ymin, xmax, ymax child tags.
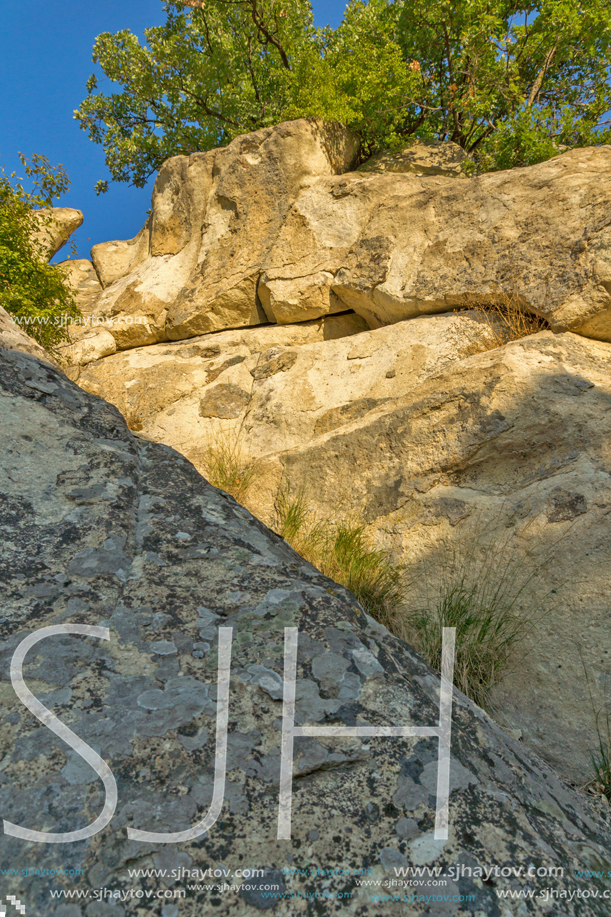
<box><xmin>276</xmin><ymin>489</ymin><xmax>407</xmax><ymax>628</ymax></box>
<box><xmin>0</xmin><ymin>154</ymin><xmax>81</xmax><ymax>349</ymax></box>
<box><xmin>199</xmin><ymin>428</ymin><xmax>260</xmax><ymax>504</ymax></box>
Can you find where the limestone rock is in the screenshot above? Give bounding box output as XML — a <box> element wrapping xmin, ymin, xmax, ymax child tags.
<box><xmin>57</xmin><ymin>258</ymin><xmax>103</xmax><ymax>315</ymax></box>
<box><xmin>87</xmin><ymin>120</ymin><xmax>359</xmax><ymax>353</ymax></box>
<box><xmin>357</xmin><ymin>139</ymin><xmax>469</xmax><ymax>177</ymax></box>
<box><xmin>258</xmin><ymin>330</ymin><xmax>611</xmax><ymax>780</ymax></box>
<box><xmin>82</xmin><ymin>128</ymin><xmax>611</xmax><ymax>347</ymax></box>
<box><xmin>2</xmin><ymin>343</ymin><xmax>611</xmax><ymax>916</ymax></box>
<box><xmin>73</xmin><ymin>311</ymin><xmax>368</xmax><ymax>431</ymax></box>
<box><xmin>30</xmin><ymin>207</ymin><xmax>83</xmax><ymax>260</ymax></box>
<box><xmin>90</xmin><ymin>219</ymin><xmax>150</xmax><ymax>288</ymax></box>
<box><xmin>61</xmin><ymin>328</ymin><xmax>117</xmax><ymax>368</ymax></box>
<box><xmin>241</xmin><ymin>311</ymin><xmax>498</xmax><ymax>462</ymax></box>
<box><xmin>51</xmin><ymin>260</ymin><xmax>116</xmax><ymax>368</ymax></box>
<box><xmin>73</xmin><ymin>297</ymin><xmax>611</xmax><ymax>779</ymax></box>
<box><xmin>262</xmin><ymin>145</ymin><xmax>611</xmax><ymax>338</ymax></box>
<box><xmin>74</xmin><ymin>311</ymin><xmax>495</xmax><ymax>484</ymax></box>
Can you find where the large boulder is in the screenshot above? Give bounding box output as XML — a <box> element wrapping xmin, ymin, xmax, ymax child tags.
<box><xmin>260</xmin><ymin>145</ymin><xmax>611</xmax><ymax>337</ymax></box>
<box><xmin>76</xmin><ymin>120</ymin><xmax>360</xmax><ymax>354</ymax></box>
<box><xmin>58</xmin><ymin>258</ymin><xmax>103</xmax><ymax>315</ymax></box>
<box><xmin>2</xmin><ymin>343</ymin><xmax>611</xmax><ymax>916</ymax></box>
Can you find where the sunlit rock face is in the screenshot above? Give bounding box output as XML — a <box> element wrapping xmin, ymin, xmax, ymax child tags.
<box><xmin>61</xmin><ymin>132</ymin><xmax>611</xmax><ymax>363</ymax></box>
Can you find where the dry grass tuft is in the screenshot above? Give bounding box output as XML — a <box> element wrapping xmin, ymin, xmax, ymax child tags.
<box><xmin>466</xmin><ymin>287</ymin><xmax>550</xmax><ymax>345</ymax></box>
<box><xmin>198</xmin><ymin>427</ymin><xmax>260</xmax><ymax>504</ymax></box>
<box><xmin>402</xmin><ymin>523</ymin><xmax>554</xmax><ymax>710</ymax></box>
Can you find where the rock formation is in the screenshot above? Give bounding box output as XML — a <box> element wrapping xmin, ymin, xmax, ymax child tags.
<box><xmin>70</xmin><ymin>310</ymin><xmax>495</xmax><ymax>470</ymax></box>
<box><xmin>57</xmin><ymin>123</ymin><xmax>611</xmax><ymax>368</ymax></box>
<box><xmin>0</xmin><ymin>304</ymin><xmax>60</xmax><ymax>367</ymax></box>
<box><xmin>30</xmin><ymin>207</ymin><xmax>83</xmax><ymax>260</ymax></box>
<box><xmin>52</xmin><ymin>122</ymin><xmax>611</xmax><ymax>784</ymax></box>
<box><xmin>2</xmin><ymin>343</ymin><xmax>611</xmax><ymax>916</ymax></box>
<box><xmin>356</xmin><ymin>138</ymin><xmax>469</xmax><ymax>177</ymax></box>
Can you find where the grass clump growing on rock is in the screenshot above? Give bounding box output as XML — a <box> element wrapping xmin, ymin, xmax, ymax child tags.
<box><xmin>199</xmin><ymin>428</ymin><xmax>260</xmax><ymax>505</ymax></box>
<box><xmin>276</xmin><ymin>489</ymin><xmax>407</xmax><ymax>629</ymax></box>
<box><xmin>402</xmin><ymin>527</ymin><xmax>551</xmax><ymax>710</ymax></box>
<box><xmin>404</xmin><ymin>578</ymin><xmax>528</xmax><ymax>709</ymax></box>
<box><xmin>590</xmin><ymin>715</ymin><xmax>611</xmax><ymax>803</ymax></box>
<box><xmin>581</xmin><ymin>660</ymin><xmax>611</xmax><ymax>803</ymax></box>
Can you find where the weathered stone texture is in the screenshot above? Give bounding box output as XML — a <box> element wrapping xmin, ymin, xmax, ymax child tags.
<box><xmin>30</xmin><ymin>207</ymin><xmax>83</xmax><ymax>260</ymax></box>
<box><xmin>2</xmin><ymin>345</ymin><xmax>611</xmax><ymax>915</ymax></box>
<box><xmin>60</xmin><ymin>126</ymin><xmax>611</xmax><ymax>364</ymax></box>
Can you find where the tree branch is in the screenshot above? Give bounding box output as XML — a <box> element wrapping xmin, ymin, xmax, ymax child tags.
<box><xmin>526</xmin><ymin>38</ymin><xmax>559</xmax><ymax>108</ymax></box>
<box><xmin>442</xmin><ymin>23</ymin><xmax>460</xmax><ymax>141</ymax></box>
<box><xmin>177</xmin><ymin>82</ymin><xmax>240</xmax><ymax>126</ymax></box>
<box><xmin>174</xmin><ymin>0</ymin><xmax>292</xmax><ymax>69</ymax></box>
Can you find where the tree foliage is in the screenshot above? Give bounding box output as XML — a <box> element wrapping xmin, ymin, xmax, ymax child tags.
<box><xmin>0</xmin><ymin>155</ymin><xmax>80</xmax><ymax>349</ymax></box>
<box><xmin>75</xmin><ymin>0</ymin><xmax>611</xmax><ymax>187</ymax></box>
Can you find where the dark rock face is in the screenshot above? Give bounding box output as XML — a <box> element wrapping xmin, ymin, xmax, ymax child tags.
<box><xmin>1</xmin><ymin>345</ymin><xmax>611</xmax><ymax>916</ymax></box>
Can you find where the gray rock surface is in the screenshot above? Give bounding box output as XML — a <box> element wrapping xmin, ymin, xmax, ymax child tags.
<box><xmin>2</xmin><ymin>345</ymin><xmax>611</xmax><ymax>915</ymax></box>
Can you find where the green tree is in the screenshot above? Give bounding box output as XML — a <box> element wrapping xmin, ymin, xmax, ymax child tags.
<box><xmin>391</xmin><ymin>0</ymin><xmax>611</xmax><ymax>170</ymax></box>
<box><xmin>75</xmin><ymin>0</ymin><xmax>611</xmax><ymax>186</ymax></box>
<box><xmin>75</xmin><ymin>0</ymin><xmax>319</xmax><ymax>188</ymax></box>
<box><xmin>0</xmin><ymin>155</ymin><xmax>81</xmax><ymax>349</ymax></box>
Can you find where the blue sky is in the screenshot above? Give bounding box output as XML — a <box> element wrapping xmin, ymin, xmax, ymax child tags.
<box><xmin>1</xmin><ymin>0</ymin><xmax>348</xmax><ymax>262</ymax></box>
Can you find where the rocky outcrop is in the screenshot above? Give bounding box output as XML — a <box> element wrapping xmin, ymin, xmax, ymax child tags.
<box><xmin>74</xmin><ymin>309</ymin><xmax>497</xmax><ymax>482</ymax></box>
<box><xmin>43</xmin><ymin>122</ymin><xmax>611</xmax><ymax>784</ymax></box>
<box><xmin>58</xmin><ymin>127</ymin><xmax>611</xmax><ymax>367</ymax></box>
<box><xmin>55</xmin><ymin>259</ymin><xmax>118</xmax><ymax>365</ymax></box>
<box><xmin>30</xmin><ymin>207</ymin><xmax>83</xmax><ymax>260</ymax></box>
<box><xmin>245</xmin><ymin>328</ymin><xmax>611</xmax><ymax>780</ymax></box>
<box><xmin>59</xmin><ymin>120</ymin><xmax>360</xmax><ymax>357</ymax></box>
<box><xmin>68</xmin><ymin>311</ymin><xmax>371</xmax><ymax>436</ymax></box>
<box><xmin>60</xmin><ymin>258</ymin><xmax>103</xmax><ymax>314</ymax></box>
<box><xmin>260</xmin><ymin>145</ymin><xmax>611</xmax><ymax>336</ymax></box>
<box><xmin>2</xmin><ymin>343</ymin><xmax>611</xmax><ymax>916</ymax></box>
